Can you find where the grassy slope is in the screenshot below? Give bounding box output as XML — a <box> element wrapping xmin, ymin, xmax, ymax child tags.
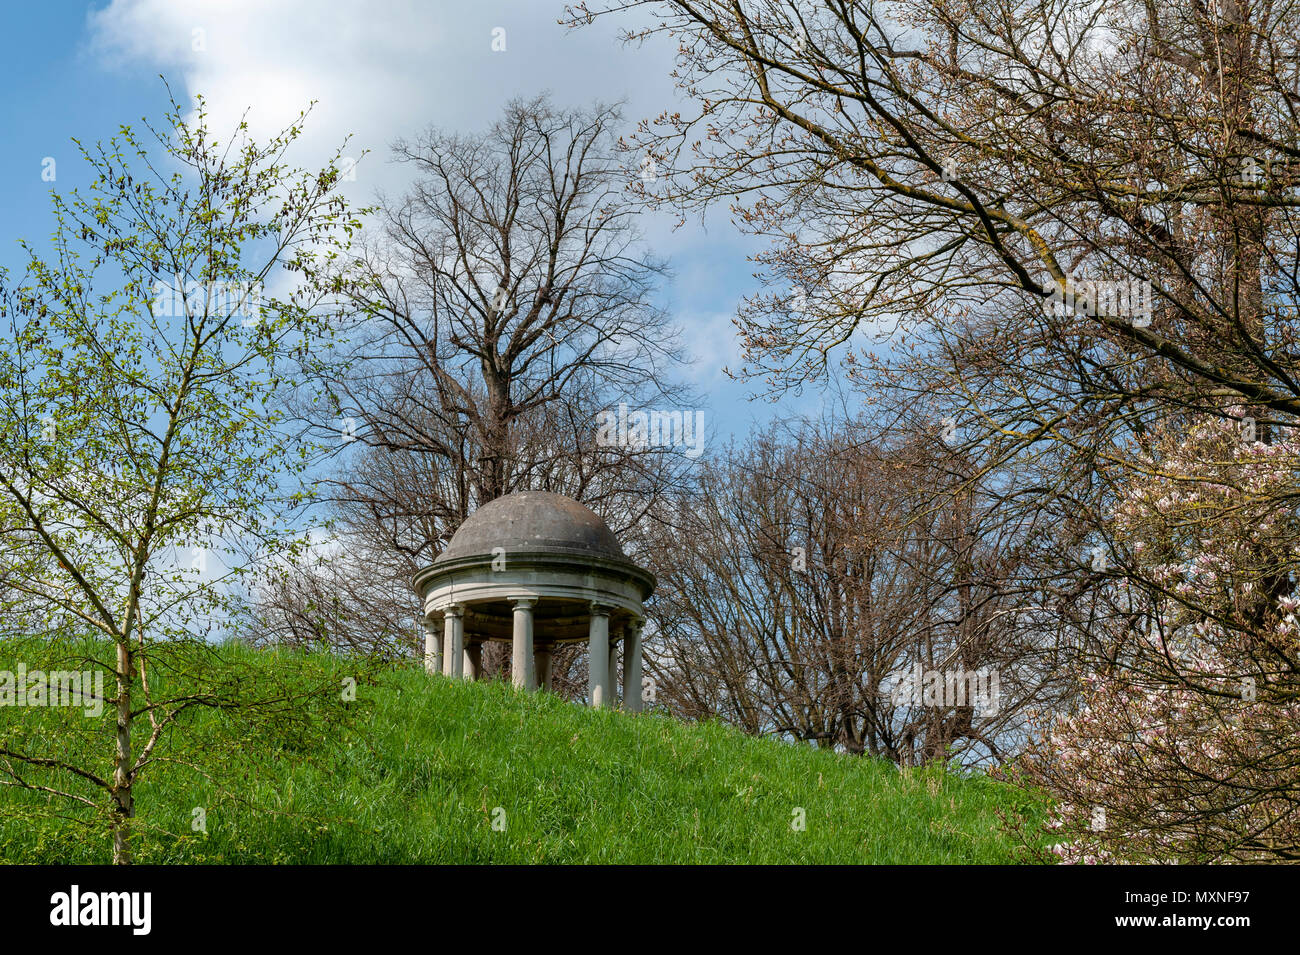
<box><xmin>0</xmin><ymin>649</ymin><xmax>1041</xmax><ymax>863</ymax></box>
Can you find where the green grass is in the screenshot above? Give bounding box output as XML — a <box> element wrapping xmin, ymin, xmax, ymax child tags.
<box><xmin>0</xmin><ymin>645</ymin><xmax>1044</xmax><ymax>863</ymax></box>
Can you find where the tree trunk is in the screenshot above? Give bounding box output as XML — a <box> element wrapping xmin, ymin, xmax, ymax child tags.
<box><xmin>112</xmin><ymin>639</ymin><xmax>133</xmax><ymax>865</ymax></box>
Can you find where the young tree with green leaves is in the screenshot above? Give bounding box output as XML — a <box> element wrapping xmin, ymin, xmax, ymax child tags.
<box><xmin>0</xmin><ymin>95</ymin><xmax>365</xmax><ymax>864</ymax></box>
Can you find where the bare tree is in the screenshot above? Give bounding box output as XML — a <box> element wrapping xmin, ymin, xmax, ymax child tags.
<box><xmin>646</xmin><ymin>412</ymin><xmax>1054</xmax><ymax>767</ymax></box>
<box><xmin>263</xmin><ymin>96</ymin><xmax>695</xmax><ymax>675</ymax></box>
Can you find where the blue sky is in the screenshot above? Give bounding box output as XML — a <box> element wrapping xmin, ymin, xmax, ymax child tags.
<box><xmin>0</xmin><ymin>0</ymin><xmax>829</xmax><ymax>445</ymax></box>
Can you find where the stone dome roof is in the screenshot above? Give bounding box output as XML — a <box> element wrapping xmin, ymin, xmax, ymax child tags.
<box><xmin>434</xmin><ymin>491</ymin><xmax>627</xmax><ymax>564</ymax></box>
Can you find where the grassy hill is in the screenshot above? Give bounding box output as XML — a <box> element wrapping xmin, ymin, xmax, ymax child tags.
<box><xmin>0</xmin><ymin>645</ymin><xmax>1043</xmax><ymax>863</ymax></box>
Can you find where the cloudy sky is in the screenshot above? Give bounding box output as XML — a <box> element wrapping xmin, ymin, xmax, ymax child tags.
<box><xmin>0</xmin><ymin>0</ymin><xmax>828</xmax><ymax>441</ymax></box>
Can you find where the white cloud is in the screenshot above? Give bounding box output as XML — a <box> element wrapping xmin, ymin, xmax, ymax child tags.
<box><xmin>86</xmin><ymin>0</ymin><xmax>681</xmax><ymax>199</ymax></box>
<box><xmin>85</xmin><ymin>0</ymin><xmax>774</xmax><ymax>435</ymax></box>
<box><xmin>677</xmin><ymin>310</ymin><xmax>745</xmax><ymax>385</ymax></box>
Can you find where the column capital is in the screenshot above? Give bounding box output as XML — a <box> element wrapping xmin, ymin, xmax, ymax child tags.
<box><xmin>589</xmin><ymin>601</ymin><xmax>613</xmax><ymax>617</ymax></box>
<box><xmin>441</xmin><ymin>603</ymin><xmax>464</xmax><ymax>618</ymax></box>
<box><xmin>510</xmin><ymin>596</ymin><xmax>537</xmax><ymax>609</ymax></box>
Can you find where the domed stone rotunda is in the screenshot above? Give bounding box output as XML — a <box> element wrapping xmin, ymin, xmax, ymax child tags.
<box><xmin>413</xmin><ymin>491</ymin><xmax>655</xmax><ymax>710</ymax></box>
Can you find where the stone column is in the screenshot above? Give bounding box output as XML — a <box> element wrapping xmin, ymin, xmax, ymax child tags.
<box><xmin>511</xmin><ymin>598</ymin><xmax>536</xmax><ymax>690</ymax></box>
<box><xmin>608</xmin><ymin>628</ymin><xmax>621</xmax><ymax>708</ymax></box>
<box><xmin>442</xmin><ymin>605</ymin><xmax>464</xmax><ymax>679</ymax></box>
<box><xmin>423</xmin><ymin>619</ymin><xmax>442</xmax><ymax>676</ymax></box>
<box><xmin>623</xmin><ymin>618</ymin><xmax>645</xmax><ymax>713</ymax></box>
<box><xmin>464</xmin><ymin>641</ymin><xmax>482</xmax><ymax>681</ymax></box>
<box><xmin>535</xmin><ymin>645</ymin><xmax>553</xmax><ymax>691</ymax></box>
<box><xmin>588</xmin><ymin>603</ymin><xmax>611</xmax><ymax>708</ymax></box>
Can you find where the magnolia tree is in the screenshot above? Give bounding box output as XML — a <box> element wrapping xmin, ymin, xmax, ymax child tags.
<box><xmin>0</xmin><ymin>96</ymin><xmax>364</xmax><ymax>863</ymax></box>
<box><xmin>1010</xmin><ymin>410</ymin><xmax>1300</xmax><ymax>862</ymax></box>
